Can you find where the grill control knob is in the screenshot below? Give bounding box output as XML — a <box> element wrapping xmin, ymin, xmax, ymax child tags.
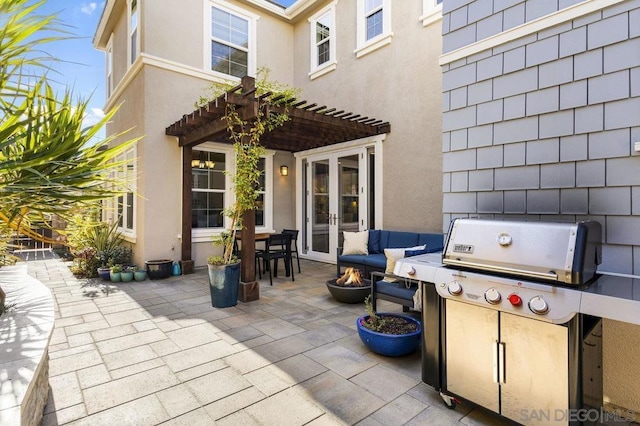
<box><xmin>405</xmin><ymin>266</ymin><xmax>416</xmax><ymax>276</ymax></box>
<box><xmin>485</xmin><ymin>288</ymin><xmax>502</xmax><ymax>304</ymax></box>
<box><xmin>529</xmin><ymin>296</ymin><xmax>549</xmax><ymax>315</ymax></box>
<box><xmin>448</xmin><ymin>281</ymin><xmax>463</xmax><ymax>295</ymax></box>
<box><xmin>508</xmin><ymin>293</ymin><xmax>523</xmax><ymax>306</ymax></box>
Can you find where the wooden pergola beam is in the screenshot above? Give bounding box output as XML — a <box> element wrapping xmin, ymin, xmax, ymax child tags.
<box><xmin>166</xmin><ymin>76</ymin><xmax>390</xmax><ymax>284</ymax></box>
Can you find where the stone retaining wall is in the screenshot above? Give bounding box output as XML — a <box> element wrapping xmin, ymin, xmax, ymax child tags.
<box><xmin>0</xmin><ymin>263</ymin><xmax>55</xmax><ymax>425</ymax></box>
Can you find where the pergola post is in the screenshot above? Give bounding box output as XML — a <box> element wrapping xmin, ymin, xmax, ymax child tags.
<box><xmin>180</xmin><ymin>145</ymin><xmax>195</xmax><ymax>274</ymax></box>
<box><xmin>239</xmin><ymin>209</ymin><xmax>259</xmax><ymax>302</ymax></box>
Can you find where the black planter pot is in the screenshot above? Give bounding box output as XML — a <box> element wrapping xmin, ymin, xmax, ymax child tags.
<box><xmin>326</xmin><ymin>279</ymin><xmax>371</xmax><ymax>303</ymax></box>
<box><xmin>145</xmin><ymin>260</ymin><xmax>173</xmax><ymax>280</ymax></box>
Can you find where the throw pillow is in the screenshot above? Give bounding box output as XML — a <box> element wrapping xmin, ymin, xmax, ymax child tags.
<box><xmin>384</xmin><ymin>244</ymin><xmax>426</xmax><ymax>282</ymax></box>
<box><xmin>342</xmin><ymin>230</ymin><xmax>369</xmax><ymax>255</ymax></box>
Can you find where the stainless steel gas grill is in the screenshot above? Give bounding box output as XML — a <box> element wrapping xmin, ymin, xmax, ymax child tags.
<box><xmin>394</xmin><ymin>218</ymin><xmax>604</xmax><ymax>426</ymax></box>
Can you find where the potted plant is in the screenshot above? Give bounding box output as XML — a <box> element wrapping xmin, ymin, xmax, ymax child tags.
<box><xmin>202</xmin><ymin>69</ymin><xmax>298</xmax><ymax>308</ymax></box>
<box><xmin>326</xmin><ymin>267</ymin><xmax>371</xmax><ymax>303</ymax></box>
<box><xmin>109</xmin><ymin>264</ymin><xmax>122</xmax><ymax>283</ymax></box>
<box><xmin>120</xmin><ymin>266</ymin><xmax>134</xmax><ymax>283</ymax></box>
<box><xmin>356</xmin><ymin>295</ymin><xmax>422</xmax><ymax>357</ymax></box>
<box><xmin>145</xmin><ymin>259</ymin><xmax>172</xmax><ymax>279</ymax></box>
<box><xmin>133</xmin><ymin>266</ymin><xmax>146</xmax><ymax>282</ymax></box>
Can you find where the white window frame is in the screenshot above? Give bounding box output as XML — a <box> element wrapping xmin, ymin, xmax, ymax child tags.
<box><xmin>420</xmin><ymin>0</ymin><xmax>443</xmax><ymax>27</ymax></box>
<box><xmin>104</xmin><ymin>147</ymin><xmax>137</xmax><ymax>240</ymax></box>
<box><xmin>205</xmin><ymin>0</ymin><xmax>258</xmax><ymax>80</ymax></box>
<box><xmin>192</xmin><ymin>143</ymin><xmax>274</xmax><ymax>243</ymax></box>
<box><xmin>106</xmin><ymin>34</ymin><xmax>113</xmax><ymax>98</ymax></box>
<box><xmin>355</xmin><ymin>0</ymin><xmax>392</xmax><ymax>58</ymax></box>
<box><xmin>127</xmin><ymin>0</ymin><xmax>140</xmax><ymax>66</ymax></box>
<box><xmin>308</xmin><ymin>1</ymin><xmax>337</xmax><ymax>80</ymax></box>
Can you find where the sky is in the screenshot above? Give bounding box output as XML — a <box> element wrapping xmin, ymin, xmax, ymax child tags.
<box><xmin>35</xmin><ymin>1</ymin><xmax>107</xmax><ymax>128</ymax></box>
<box><xmin>35</xmin><ymin>0</ymin><xmax>296</xmax><ymax>130</ymax></box>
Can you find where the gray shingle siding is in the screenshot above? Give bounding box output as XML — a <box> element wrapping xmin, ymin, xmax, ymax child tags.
<box><xmin>441</xmin><ymin>1</ymin><xmax>640</xmax><ymax>274</ymax></box>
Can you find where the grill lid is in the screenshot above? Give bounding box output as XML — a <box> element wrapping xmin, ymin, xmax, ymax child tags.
<box><xmin>443</xmin><ymin>219</ymin><xmax>602</xmax><ymax>285</ymax></box>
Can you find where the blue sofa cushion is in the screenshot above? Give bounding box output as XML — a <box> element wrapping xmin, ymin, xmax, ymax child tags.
<box><xmin>360</xmin><ymin>253</ymin><xmax>386</xmax><ymax>269</ymax></box>
<box><xmin>380</xmin><ymin>231</ymin><xmax>421</xmax><ymax>250</ymax></box>
<box><xmin>405</xmin><ymin>247</ymin><xmax>433</xmax><ymax>257</ymax></box>
<box><xmin>375</xmin><ymin>279</ymin><xmax>417</xmax><ymax>300</ymax></box>
<box><xmin>338</xmin><ymin>253</ymin><xmax>386</xmax><ymax>270</ymax></box>
<box><xmin>417</xmin><ymin>233</ymin><xmax>445</xmax><ymax>251</ymax></box>
<box><xmin>368</xmin><ymin>230</ymin><xmax>382</xmax><ymax>254</ymax></box>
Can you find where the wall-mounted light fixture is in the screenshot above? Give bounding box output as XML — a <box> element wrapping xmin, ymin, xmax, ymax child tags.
<box><xmin>191</xmin><ymin>159</ymin><xmax>215</xmax><ymax>169</ymax></box>
<box><xmin>280</xmin><ymin>165</ymin><xmax>289</xmax><ymax>176</ymax></box>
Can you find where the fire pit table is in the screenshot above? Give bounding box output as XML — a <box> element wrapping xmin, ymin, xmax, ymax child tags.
<box><xmin>326</xmin><ymin>280</ymin><xmax>371</xmax><ymax>304</ymax></box>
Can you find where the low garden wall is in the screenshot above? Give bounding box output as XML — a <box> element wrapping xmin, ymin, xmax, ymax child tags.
<box><xmin>0</xmin><ymin>263</ymin><xmax>54</xmax><ymax>425</ymax></box>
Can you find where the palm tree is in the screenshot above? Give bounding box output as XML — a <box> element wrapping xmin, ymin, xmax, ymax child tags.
<box><xmin>0</xmin><ymin>0</ymin><xmax>138</xmax><ymax>256</ymax></box>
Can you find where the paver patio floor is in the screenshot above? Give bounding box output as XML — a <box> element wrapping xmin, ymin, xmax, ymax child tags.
<box><xmin>31</xmin><ymin>257</ymin><xmax>511</xmax><ymax>425</ymax></box>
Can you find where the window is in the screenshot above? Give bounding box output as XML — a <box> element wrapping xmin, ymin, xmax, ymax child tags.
<box><xmin>106</xmin><ymin>35</ymin><xmax>113</xmax><ymax>97</ymax></box>
<box><xmin>192</xmin><ymin>145</ymin><xmax>274</xmax><ymax>240</ymax></box>
<box><xmin>308</xmin><ymin>2</ymin><xmax>337</xmax><ymax>80</ymax></box>
<box><xmin>192</xmin><ymin>151</ymin><xmax>227</xmax><ymax>229</ymax></box>
<box><xmin>355</xmin><ymin>0</ymin><xmax>392</xmax><ymax>58</ymax></box>
<box><xmin>107</xmin><ymin>147</ymin><xmax>136</xmax><ymax>238</ymax></box>
<box><xmin>209</xmin><ymin>2</ymin><xmax>256</xmax><ymax>78</ymax></box>
<box><xmin>420</xmin><ymin>0</ymin><xmax>444</xmax><ymax>27</ymax></box>
<box><xmin>365</xmin><ymin>0</ymin><xmax>383</xmax><ymax>40</ymax></box>
<box><xmin>128</xmin><ymin>0</ymin><xmax>139</xmax><ymax>65</ymax></box>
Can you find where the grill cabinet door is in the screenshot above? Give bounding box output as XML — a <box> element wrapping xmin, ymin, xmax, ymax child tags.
<box><xmin>500</xmin><ymin>312</ymin><xmax>569</xmax><ymax>425</ymax></box>
<box><xmin>445</xmin><ymin>300</ymin><xmax>499</xmax><ymax>413</ymax></box>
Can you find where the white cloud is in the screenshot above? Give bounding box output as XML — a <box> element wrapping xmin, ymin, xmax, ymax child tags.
<box><xmin>83</xmin><ymin>107</ymin><xmax>105</xmax><ymax>128</ymax></box>
<box><xmin>80</xmin><ymin>2</ymin><xmax>98</xmax><ymax>15</ymax></box>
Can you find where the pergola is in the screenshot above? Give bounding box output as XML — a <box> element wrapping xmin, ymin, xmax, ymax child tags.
<box><xmin>165</xmin><ymin>76</ymin><xmax>390</xmax><ymax>299</ymax></box>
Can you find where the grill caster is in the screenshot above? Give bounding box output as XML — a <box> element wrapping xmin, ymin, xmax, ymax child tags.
<box><xmin>440</xmin><ymin>392</ymin><xmax>458</xmax><ymax>409</ymax></box>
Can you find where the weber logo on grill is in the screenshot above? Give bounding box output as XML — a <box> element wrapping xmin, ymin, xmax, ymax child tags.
<box><xmin>453</xmin><ymin>244</ymin><xmax>474</xmax><ymax>254</ymax></box>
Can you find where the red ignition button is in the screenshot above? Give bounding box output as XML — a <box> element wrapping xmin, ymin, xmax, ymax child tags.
<box><xmin>508</xmin><ymin>294</ymin><xmax>522</xmax><ymax>306</ymax></box>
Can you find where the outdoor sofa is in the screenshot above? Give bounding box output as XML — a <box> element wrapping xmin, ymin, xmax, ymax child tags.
<box><xmin>337</xmin><ymin>230</ymin><xmax>445</xmax><ymax>310</ymax></box>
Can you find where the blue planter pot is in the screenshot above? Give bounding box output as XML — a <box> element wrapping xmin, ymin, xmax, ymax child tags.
<box><xmin>97</xmin><ymin>267</ymin><xmax>111</xmax><ymax>281</ymax></box>
<box><xmin>207</xmin><ymin>262</ymin><xmax>240</xmax><ymax>308</ymax></box>
<box><xmin>356</xmin><ymin>313</ymin><xmax>422</xmax><ymax>357</ymax></box>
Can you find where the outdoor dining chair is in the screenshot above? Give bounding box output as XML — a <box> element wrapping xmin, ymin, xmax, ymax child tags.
<box><xmin>255</xmin><ymin>233</ymin><xmax>295</xmax><ymax>286</ymax></box>
<box><xmin>281</xmin><ymin>229</ymin><xmax>301</xmax><ymax>273</ymax></box>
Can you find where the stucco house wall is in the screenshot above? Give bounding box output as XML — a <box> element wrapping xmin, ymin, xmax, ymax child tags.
<box><xmin>440</xmin><ymin>0</ymin><xmax>640</xmax><ymax>413</ymax></box>
<box><xmin>291</xmin><ymin>0</ymin><xmax>444</xmax><ymax>233</ymax></box>
<box><xmin>97</xmin><ymin>0</ymin><xmax>297</xmax><ymax>266</ymax></box>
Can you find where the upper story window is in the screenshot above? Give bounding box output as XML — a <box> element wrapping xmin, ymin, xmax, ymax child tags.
<box><xmin>128</xmin><ymin>0</ymin><xmax>139</xmax><ymax>65</ymax></box>
<box><xmin>106</xmin><ymin>35</ymin><xmax>113</xmax><ymax>98</ymax></box>
<box><xmin>308</xmin><ymin>1</ymin><xmax>337</xmax><ymax>80</ymax></box>
<box><xmin>420</xmin><ymin>0</ymin><xmax>443</xmax><ymax>27</ymax></box>
<box><xmin>209</xmin><ymin>1</ymin><xmax>257</xmax><ymax>79</ymax></box>
<box><xmin>365</xmin><ymin>0</ymin><xmax>383</xmax><ymax>40</ymax></box>
<box><xmin>355</xmin><ymin>0</ymin><xmax>392</xmax><ymax>58</ymax></box>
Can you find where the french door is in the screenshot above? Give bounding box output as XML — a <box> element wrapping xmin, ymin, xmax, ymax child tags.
<box><xmin>304</xmin><ymin>148</ymin><xmax>369</xmax><ymax>262</ymax></box>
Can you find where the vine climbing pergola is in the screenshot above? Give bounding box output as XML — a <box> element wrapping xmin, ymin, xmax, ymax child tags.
<box><xmin>166</xmin><ymin>76</ymin><xmax>390</xmax><ymax>294</ymax></box>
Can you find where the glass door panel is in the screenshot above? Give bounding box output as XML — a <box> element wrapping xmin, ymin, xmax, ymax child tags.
<box><xmin>338</xmin><ymin>154</ymin><xmax>360</xmax><ymax>248</ymax></box>
<box><xmin>311</xmin><ymin>160</ymin><xmax>330</xmax><ymax>254</ymax></box>
<box><xmin>304</xmin><ymin>147</ymin><xmax>370</xmax><ymax>262</ymax></box>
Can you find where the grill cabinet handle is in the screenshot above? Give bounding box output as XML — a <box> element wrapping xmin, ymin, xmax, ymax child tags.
<box><xmin>498</xmin><ymin>342</ymin><xmax>506</xmax><ymax>384</ymax></box>
<box><xmin>443</xmin><ymin>259</ymin><xmax>559</xmax><ymax>282</ymax></box>
<box><xmin>492</xmin><ymin>340</ymin><xmax>499</xmax><ymax>384</ymax></box>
